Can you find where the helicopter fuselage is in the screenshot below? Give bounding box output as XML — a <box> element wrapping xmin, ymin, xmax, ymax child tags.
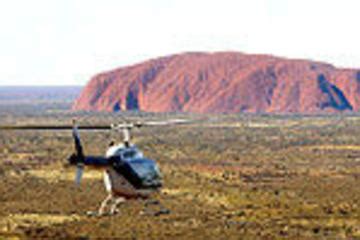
<box><xmin>77</xmin><ymin>143</ymin><xmax>162</xmax><ymax>198</ymax></box>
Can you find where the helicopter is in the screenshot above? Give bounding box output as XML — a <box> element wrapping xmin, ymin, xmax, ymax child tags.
<box><xmin>0</xmin><ymin>117</ymin><xmax>191</xmax><ymax>216</ymax></box>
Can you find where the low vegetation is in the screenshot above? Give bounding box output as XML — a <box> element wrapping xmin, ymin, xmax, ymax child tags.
<box><xmin>1</xmin><ymin>105</ymin><xmax>360</xmax><ymax>238</ymax></box>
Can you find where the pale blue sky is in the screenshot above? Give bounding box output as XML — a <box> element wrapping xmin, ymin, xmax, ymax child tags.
<box><xmin>0</xmin><ymin>0</ymin><xmax>359</xmax><ymax>86</ymax></box>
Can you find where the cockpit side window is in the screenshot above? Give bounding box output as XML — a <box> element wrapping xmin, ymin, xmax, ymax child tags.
<box><xmin>123</xmin><ymin>150</ymin><xmax>137</xmax><ymax>159</ymax></box>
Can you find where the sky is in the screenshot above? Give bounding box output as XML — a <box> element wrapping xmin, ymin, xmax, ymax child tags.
<box><xmin>0</xmin><ymin>0</ymin><xmax>359</xmax><ymax>86</ymax></box>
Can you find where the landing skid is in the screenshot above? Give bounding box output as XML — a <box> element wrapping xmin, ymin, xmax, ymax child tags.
<box><xmin>85</xmin><ymin>199</ymin><xmax>171</xmax><ymax>217</ymax></box>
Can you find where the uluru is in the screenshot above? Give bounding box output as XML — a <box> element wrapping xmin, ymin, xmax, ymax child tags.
<box><xmin>73</xmin><ymin>52</ymin><xmax>360</xmax><ymax>113</ymax></box>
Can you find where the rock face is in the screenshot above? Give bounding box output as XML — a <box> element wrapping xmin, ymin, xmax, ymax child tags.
<box><xmin>73</xmin><ymin>52</ymin><xmax>360</xmax><ymax>113</ymax></box>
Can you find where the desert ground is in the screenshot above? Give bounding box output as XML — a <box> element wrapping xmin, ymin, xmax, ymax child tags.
<box><xmin>1</xmin><ymin>100</ymin><xmax>360</xmax><ymax>239</ymax></box>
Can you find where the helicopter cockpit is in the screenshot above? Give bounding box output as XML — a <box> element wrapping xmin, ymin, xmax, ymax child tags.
<box><xmin>106</xmin><ymin>144</ymin><xmax>143</xmax><ymax>159</ymax></box>
<box><xmin>106</xmin><ymin>144</ymin><xmax>162</xmax><ymax>189</ymax></box>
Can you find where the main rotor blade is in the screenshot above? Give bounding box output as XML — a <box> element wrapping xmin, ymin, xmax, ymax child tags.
<box><xmin>111</xmin><ymin>119</ymin><xmax>195</xmax><ymax>130</ymax></box>
<box><xmin>0</xmin><ymin>117</ymin><xmax>207</xmax><ymax>131</ymax></box>
<box><xmin>141</xmin><ymin>119</ymin><xmax>191</xmax><ymax>126</ymax></box>
<box><xmin>0</xmin><ymin>125</ymin><xmax>111</xmax><ymax>130</ymax></box>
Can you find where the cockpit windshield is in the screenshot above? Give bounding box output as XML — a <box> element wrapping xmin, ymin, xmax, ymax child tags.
<box><xmin>127</xmin><ymin>159</ymin><xmax>161</xmax><ymax>185</ymax></box>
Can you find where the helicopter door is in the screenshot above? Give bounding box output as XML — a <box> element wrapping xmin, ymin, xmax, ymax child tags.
<box><xmin>104</xmin><ymin>168</ymin><xmax>137</xmax><ymax>196</ymax></box>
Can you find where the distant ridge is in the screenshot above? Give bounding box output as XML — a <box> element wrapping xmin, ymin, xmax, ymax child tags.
<box><xmin>73</xmin><ymin>52</ymin><xmax>360</xmax><ymax>113</ymax></box>
<box><xmin>0</xmin><ymin>86</ymin><xmax>82</xmax><ymax>103</ymax></box>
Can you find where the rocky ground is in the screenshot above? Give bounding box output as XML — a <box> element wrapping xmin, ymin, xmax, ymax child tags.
<box><xmin>1</xmin><ymin>112</ymin><xmax>360</xmax><ymax>239</ymax></box>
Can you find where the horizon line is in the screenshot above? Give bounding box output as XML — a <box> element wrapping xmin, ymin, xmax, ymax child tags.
<box><xmin>0</xmin><ymin>85</ymin><xmax>84</xmax><ymax>87</ymax></box>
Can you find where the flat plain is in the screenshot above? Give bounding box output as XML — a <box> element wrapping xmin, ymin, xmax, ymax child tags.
<box><xmin>1</xmin><ymin>97</ymin><xmax>360</xmax><ymax>239</ymax></box>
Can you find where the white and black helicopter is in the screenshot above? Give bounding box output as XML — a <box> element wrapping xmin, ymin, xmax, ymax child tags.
<box><xmin>1</xmin><ymin>117</ymin><xmax>191</xmax><ymax>216</ymax></box>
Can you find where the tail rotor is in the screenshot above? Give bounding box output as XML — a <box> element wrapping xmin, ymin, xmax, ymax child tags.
<box><xmin>69</xmin><ymin>119</ymin><xmax>85</xmax><ymax>185</ymax></box>
<box><xmin>75</xmin><ymin>164</ymin><xmax>84</xmax><ymax>185</ymax></box>
<box><xmin>72</xmin><ymin>119</ymin><xmax>84</xmax><ymax>162</ymax></box>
